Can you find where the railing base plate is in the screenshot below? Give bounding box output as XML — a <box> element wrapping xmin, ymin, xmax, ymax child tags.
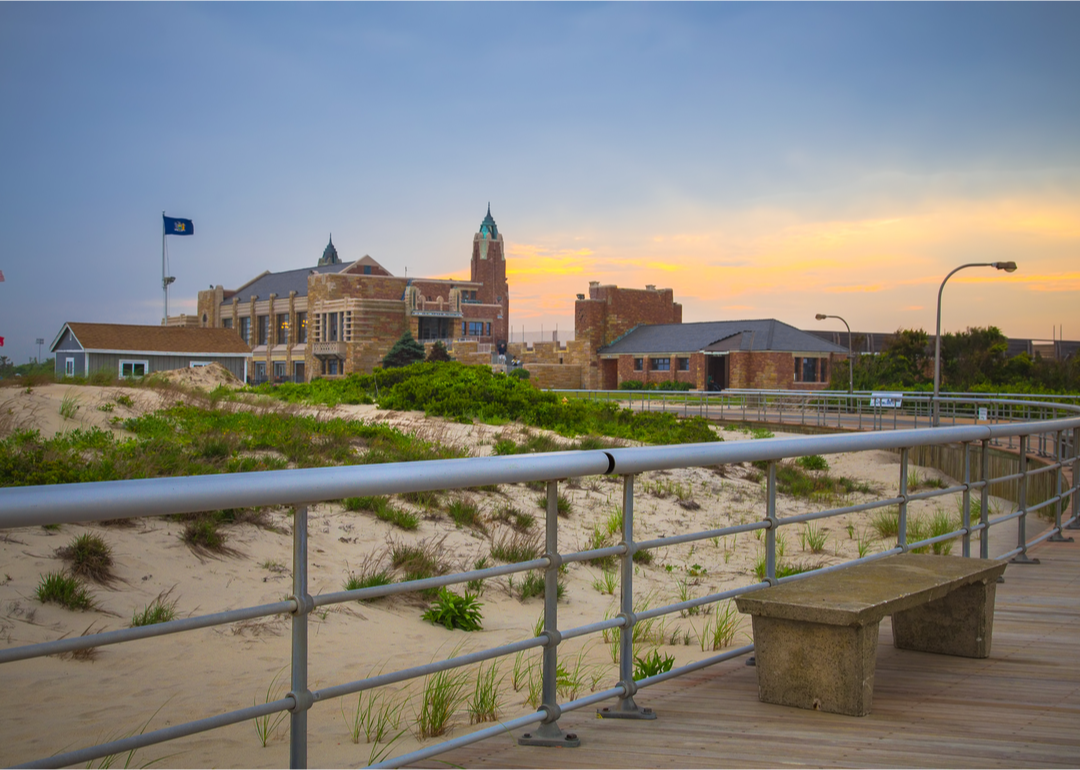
<box><xmin>597</xmin><ymin>698</ymin><xmax>657</xmax><ymax>720</ymax></box>
<box><xmin>518</xmin><ymin>721</ymin><xmax>580</xmax><ymax>748</ymax></box>
<box><xmin>1010</xmin><ymin>554</ymin><xmax>1041</xmax><ymax>565</ymax></box>
<box><xmin>1048</xmin><ymin>533</ymin><xmax>1074</xmax><ymax>542</ymax></box>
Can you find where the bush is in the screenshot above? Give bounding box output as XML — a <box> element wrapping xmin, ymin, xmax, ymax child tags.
<box><xmin>57</xmin><ymin>533</ymin><xmax>114</xmax><ymax>583</ymax></box>
<box><xmin>36</xmin><ymin>571</ymin><xmax>95</xmax><ymax>610</ymax></box>
<box><xmin>507</xmin><ymin>368</ymin><xmax>530</xmax><ymax>380</ymax></box>
<box><xmin>422</xmin><ymin>588</ymin><xmax>483</xmax><ymax>631</ymax></box>
<box><xmin>183</xmin><ymin>518</ymin><xmax>227</xmax><ymax>551</ymax></box>
<box><xmin>382</xmin><ymin>331</ymin><xmax>426</xmax><ymax>369</ymax></box>
<box><xmin>131</xmin><ymin>590</ymin><xmax>179</xmax><ymax>626</ymax></box>
<box><xmin>426</xmin><ymin>341</ymin><xmax>452</xmax><ymax>363</ymax></box>
<box><xmin>633</xmin><ymin>649</ymin><xmax>675</xmax><ymax>679</ymax></box>
<box><xmin>797</xmin><ymin>455</ymin><xmax>829</xmax><ymax>472</ymax></box>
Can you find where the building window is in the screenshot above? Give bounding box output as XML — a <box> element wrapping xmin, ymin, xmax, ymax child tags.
<box><xmin>257</xmin><ymin>315</ymin><xmax>270</xmax><ymax>345</ymax></box>
<box><xmin>254</xmin><ymin>362</ymin><xmax>266</xmax><ymax>381</ymax></box>
<box><xmin>65</xmin><ymin>358</ymin><xmax>75</xmax><ymax>377</ymax></box>
<box><xmin>222</xmin><ymin>318</ymin><xmax>232</xmax><ymax>329</ymax></box>
<box><xmin>486</xmin><ymin>322</ymin><xmax>491</xmax><ymax>337</ymax></box>
<box><xmin>324</xmin><ymin>358</ymin><xmax>340</xmax><ymax>375</ymax></box>
<box><xmin>119</xmin><ymin>360</ymin><xmax>148</xmax><ymax>378</ymax></box>
<box><xmin>363</xmin><ymin>265</ymin><xmax>372</xmax><ymax>275</ymax></box>
<box><xmin>273</xmin><ymin>361</ymin><xmax>287</xmax><ymax>380</ymax></box>
<box><xmin>651</xmin><ymin>357</ymin><xmax>670</xmax><ymax>371</ymax></box>
<box><xmin>794</xmin><ymin>358</ymin><xmax>801</xmax><ymax>381</ymax></box>
<box><xmin>633</xmin><ymin>358</ymin><xmax>643</xmax><ymax>371</ymax></box>
<box><xmin>677</xmin><ymin>357</ymin><xmax>690</xmax><ymax>371</ymax></box>
<box><xmin>294</xmin><ymin>361</ymin><xmax>305</xmax><ymax>381</ymax></box>
<box><xmin>468</xmin><ymin>321</ymin><xmax>484</xmax><ymax>336</ymax></box>
<box><xmin>802</xmin><ymin>357</ymin><xmax>818</xmax><ymax>383</ymax></box>
<box><xmin>296</xmin><ymin>312</ymin><xmax>307</xmax><ymax>343</ymax></box>
<box><xmin>276</xmin><ymin>313</ymin><xmax>289</xmax><ymax>345</ymax></box>
<box><xmin>239</xmin><ymin>316</ymin><xmax>251</xmax><ymax>344</ymax></box>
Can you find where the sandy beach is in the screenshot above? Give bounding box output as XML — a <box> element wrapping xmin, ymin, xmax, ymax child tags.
<box><xmin>0</xmin><ymin>378</ymin><xmax>1032</xmax><ymax>768</ymax></box>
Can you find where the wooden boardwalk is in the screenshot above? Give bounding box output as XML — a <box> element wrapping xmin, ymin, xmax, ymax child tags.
<box><xmin>413</xmin><ymin>537</ymin><xmax>1080</xmax><ymax>768</ymax></box>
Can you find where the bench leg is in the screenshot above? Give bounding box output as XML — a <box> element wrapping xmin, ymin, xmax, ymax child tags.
<box><xmin>892</xmin><ymin>579</ymin><xmax>997</xmax><ymax>658</ymax></box>
<box><xmin>750</xmin><ymin>615</ymin><xmax>879</xmax><ymax>717</ymax></box>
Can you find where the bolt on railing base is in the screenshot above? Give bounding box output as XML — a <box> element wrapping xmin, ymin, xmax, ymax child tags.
<box><xmin>597</xmin><ymin>695</ymin><xmax>656</xmax><ymax>720</ymax></box>
<box><xmin>518</xmin><ymin>720</ymin><xmax>580</xmax><ymax>748</ymax></box>
<box><xmin>1010</xmin><ymin>553</ymin><xmax>1041</xmax><ymax>564</ymax></box>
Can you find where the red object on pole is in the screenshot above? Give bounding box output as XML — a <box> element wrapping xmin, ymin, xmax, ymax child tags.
<box><xmin>0</xmin><ymin>337</ymin><xmax>5</xmax><ymax>346</ymax></box>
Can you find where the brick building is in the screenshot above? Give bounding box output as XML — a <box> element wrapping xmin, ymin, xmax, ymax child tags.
<box><xmin>596</xmin><ymin>318</ymin><xmax>848</xmax><ymax>391</ymax></box>
<box><xmin>195</xmin><ymin>208</ymin><xmax>510</xmax><ymax>382</ymax></box>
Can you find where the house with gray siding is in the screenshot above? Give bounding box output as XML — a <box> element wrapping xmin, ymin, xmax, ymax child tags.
<box><xmin>51</xmin><ymin>323</ymin><xmax>251</xmax><ymax>380</ymax></box>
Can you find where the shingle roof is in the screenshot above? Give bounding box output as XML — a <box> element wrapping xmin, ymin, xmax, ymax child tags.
<box><xmin>232</xmin><ymin>263</ymin><xmax>348</xmax><ymax>302</ymax></box>
<box><xmin>600</xmin><ymin>320</ymin><xmax>848</xmax><ymax>356</ymax></box>
<box><xmin>229</xmin><ymin>257</ymin><xmax>392</xmax><ymax>302</ymax></box>
<box><xmin>57</xmin><ymin>323</ymin><xmax>251</xmax><ymax>355</ymax></box>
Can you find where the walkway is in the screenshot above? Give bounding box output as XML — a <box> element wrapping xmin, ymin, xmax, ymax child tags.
<box><xmin>413</xmin><ymin>536</ymin><xmax>1080</xmax><ymax>768</ymax></box>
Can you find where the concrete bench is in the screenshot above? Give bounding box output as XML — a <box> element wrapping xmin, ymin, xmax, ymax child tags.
<box><xmin>734</xmin><ymin>553</ymin><xmax>1008</xmax><ymax>716</ymax></box>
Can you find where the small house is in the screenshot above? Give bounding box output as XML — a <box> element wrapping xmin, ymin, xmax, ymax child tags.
<box><xmin>51</xmin><ymin>323</ymin><xmax>251</xmax><ymax>381</ymax></box>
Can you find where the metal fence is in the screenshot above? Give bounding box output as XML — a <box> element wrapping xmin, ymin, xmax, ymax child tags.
<box><xmin>1</xmin><ymin>399</ymin><xmax>1079</xmax><ymax>769</ymax></box>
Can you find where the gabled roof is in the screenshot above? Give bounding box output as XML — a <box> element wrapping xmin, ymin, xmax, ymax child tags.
<box><xmin>229</xmin><ymin>258</ymin><xmax>389</xmax><ymax>303</ymax></box>
<box><xmin>52</xmin><ymin>323</ymin><xmax>251</xmax><ymax>355</ymax></box>
<box><xmin>600</xmin><ymin>320</ymin><xmax>848</xmax><ymax>356</ymax></box>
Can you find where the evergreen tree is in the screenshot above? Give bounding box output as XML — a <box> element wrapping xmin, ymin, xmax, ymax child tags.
<box><xmin>382</xmin><ymin>331</ymin><xmax>426</xmax><ymax>369</ymax></box>
<box><xmin>426</xmin><ymin>340</ymin><xmax>453</xmax><ymax>363</ymax></box>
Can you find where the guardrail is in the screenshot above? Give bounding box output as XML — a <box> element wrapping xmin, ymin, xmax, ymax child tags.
<box><xmin>2</xmin><ymin>400</ymin><xmax>1079</xmax><ymax>768</ymax></box>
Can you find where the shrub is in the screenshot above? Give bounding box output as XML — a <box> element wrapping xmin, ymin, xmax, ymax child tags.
<box><xmin>57</xmin><ymin>533</ymin><xmax>114</xmax><ymax>583</ymax></box>
<box><xmin>382</xmin><ymin>331</ymin><xmax>426</xmax><ymax>369</ymax></box>
<box><xmin>131</xmin><ymin>590</ymin><xmax>179</xmax><ymax>626</ymax></box>
<box><xmin>870</xmin><ymin>506</ymin><xmax>900</xmax><ymax>539</ymax></box>
<box><xmin>426</xmin><ymin>341</ymin><xmax>453</xmax><ymax>363</ymax></box>
<box><xmin>633</xmin><ymin>649</ymin><xmax>675</xmax><ymax>679</ymax></box>
<box><xmin>797</xmin><ymin>454</ymin><xmax>829</xmax><ymax>471</ymax></box>
<box><xmin>447</xmin><ymin>499</ymin><xmax>484</xmax><ymax>532</ymax></box>
<box><xmin>535</xmin><ymin>493</ymin><xmax>573</xmax><ymax>517</ymax></box>
<box><xmin>422</xmin><ymin>588</ymin><xmax>483</xmax><ymax>631</ymax></box>
<box><xmin>507</xmin><ymin>368</ymin><xmax>530</xmax><ymax>380</ymax></box>
<box><xmin>490</xmin><ymin>529</ymin><xmax>542</xmax><ymax>563</ymax></box>
<box><xmin>36</xmin><ymin>571</ymin><xmax>95</xmax><ymax>610</ymax></box>
<box><xmin>182</xmin><ymin>518</ymin><xmax>226</xmax><ymax>551</ymax></box>
<box><xmin>345</xmin><ymin>496</ymin><xmax>419</xmax><ymax>531</ymax></box>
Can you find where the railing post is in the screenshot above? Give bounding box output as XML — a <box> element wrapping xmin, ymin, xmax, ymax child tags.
<box><xmin>962</xmin><ymin>442</ymin><xmax>972</xmax><ymax>558</ymax></box>
<box><xmin>1049</xmin><ymin>430</ymin><xmax>1074</xmax><ymax>542</ymax></box>
<box><xmin>980</xmin><ymin>439</ymin><xmax>991</xmax><ymax>559</ymax></box>
<box><xmin>289</xmin><ymin>505</ymin><xmax>312</xmax><ymax>769</ymax></box>
<box><xmin>898</xmin><ymin>449</ymin><xmax>909</xmax><ymax>551</ymax></box>
<box><xmin>519</xmin><ymin>480</ymin><xmax>579</xmax><ymax>747</ymax></box>
<box><xmin>1068</xmin><ymin>426</ymin><xmax>1080</xmax><ymax>531</ymax></box>
<box><xmin>766</xmin><ymin>461</ymin><xmax>778</xmax><ymax>582</ymax></box>
<box><xmin>598</xmin><ymin>474</ymin><xmax>656</xmax><ymax>720</ymax></box>
<box><xmin>1011</xmin><ymin>435</ymin><xmax>1040</xmax><ymax>564</ymax></box>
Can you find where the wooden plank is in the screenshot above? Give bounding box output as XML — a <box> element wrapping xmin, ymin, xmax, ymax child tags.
<box><xmin>410</xmin><ymin>539</ymin><xmax>1080</xmax><ymax>769</ymax></box>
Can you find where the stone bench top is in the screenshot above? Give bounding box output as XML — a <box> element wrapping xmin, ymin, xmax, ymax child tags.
<box><xmin>735</xmin><ymin>553</ymin><xmax>1008</xmax><ymax>628</ymax></box>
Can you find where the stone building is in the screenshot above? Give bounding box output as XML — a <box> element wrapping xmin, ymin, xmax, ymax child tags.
<box><xmin>195</xmin><ymin>208</ymin><xmax>510</xmax><ymax>382</ymax></box>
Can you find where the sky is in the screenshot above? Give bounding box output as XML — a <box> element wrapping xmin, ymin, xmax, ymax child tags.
<box><xmin>1</xmin><ymin>2</ymin><xmax>1078</xmax><ymax>365</ymax></box>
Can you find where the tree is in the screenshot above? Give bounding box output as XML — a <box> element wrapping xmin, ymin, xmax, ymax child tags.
<box><xmin>382</xmin><ymin>331</ymin><xmax>426</xmax><ymax>369</ymax></box>
<box><xmin>426</xmin><ymin>340</ymin><xmax>452</xmax><ymax>363</ymax></box>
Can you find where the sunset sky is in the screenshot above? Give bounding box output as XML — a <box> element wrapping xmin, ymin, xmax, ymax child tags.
<box><xmin>1</xmin><ymin>3</ymin><xmax>1077</xmax><ymax>365</ymax></box>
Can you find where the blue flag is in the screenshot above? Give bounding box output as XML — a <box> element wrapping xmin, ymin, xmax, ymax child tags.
<box><xmin>163</xmin><ymin>215</ymin><xmax>194</xmax><ymax>236</ymax></box>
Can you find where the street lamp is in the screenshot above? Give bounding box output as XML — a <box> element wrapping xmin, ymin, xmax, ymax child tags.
<box><xmin>815</xmin><ymin>313</ymin><xmax>853</xmax><ymax>394</ymax></box>
<box><xmin>932</xmin><ymin>261</ymin><xmax>1017</xmax><ymax>426</ymax></box>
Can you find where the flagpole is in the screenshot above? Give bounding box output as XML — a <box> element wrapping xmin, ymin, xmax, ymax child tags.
<box><xmin>162</xmin><ymin>211</ymin><xmax>167</xmax><ymax>324</ymax></box>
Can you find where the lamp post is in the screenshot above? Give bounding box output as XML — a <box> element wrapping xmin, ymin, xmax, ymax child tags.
<box><xmin>815</xmin><ymin>314</ymin><xmax>853</xmax><ymax>394</ymax></box>
<box><xmin>932</xmin><ymin>261</ymin><xmax>1017</xmax><ymax>426</ymax></box>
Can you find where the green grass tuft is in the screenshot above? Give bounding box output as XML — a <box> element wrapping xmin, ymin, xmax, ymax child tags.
<box><xmin>36</xmin><ymin>571</ymin><xmax>95</xmax><ymax>610</ymax></box>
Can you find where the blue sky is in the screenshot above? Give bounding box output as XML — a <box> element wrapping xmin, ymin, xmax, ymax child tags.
<box><xmin>1</xmin><ymin>2</ymin><xmax>1078</xmax><ymax>365</ymax></box>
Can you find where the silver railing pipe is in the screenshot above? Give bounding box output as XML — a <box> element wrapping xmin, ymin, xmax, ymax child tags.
<box><xmin>2</xmin><ymin>397</ymin><xmax>1079</xmax><ymax>769</ymax></box>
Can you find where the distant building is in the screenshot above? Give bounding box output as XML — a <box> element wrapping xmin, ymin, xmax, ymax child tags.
<box><xmin>51</xmin><ymin>323</ymin><xmax>250</xmax><ymax>380</ymax></box>
<box><xmin>507</xmin><ymin>282</ymin><xmax>847</xmax><ymax>391</ymax></box>
<box><xmin>195</xmin><ymin>208</ymin><xmax>510</xmax><ymax>382</ymax></box>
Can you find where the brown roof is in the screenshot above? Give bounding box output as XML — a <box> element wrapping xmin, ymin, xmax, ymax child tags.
<box><xmin>62</xmin><ymin>323</ymin><xmax>250</xmax><ymax>355</ymax></box>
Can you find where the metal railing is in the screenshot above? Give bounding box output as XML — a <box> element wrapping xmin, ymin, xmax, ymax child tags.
<box><xmin>1</xmin><ymin>400</ymin><xmax>1079</xmax><ymax>768</ymax></box>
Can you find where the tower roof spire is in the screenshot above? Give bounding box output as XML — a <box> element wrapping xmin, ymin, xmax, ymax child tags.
<box><xmin>479</xmin><ymin>204</ymin><xmax>498</xmax><ymax>239</ymax></box>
